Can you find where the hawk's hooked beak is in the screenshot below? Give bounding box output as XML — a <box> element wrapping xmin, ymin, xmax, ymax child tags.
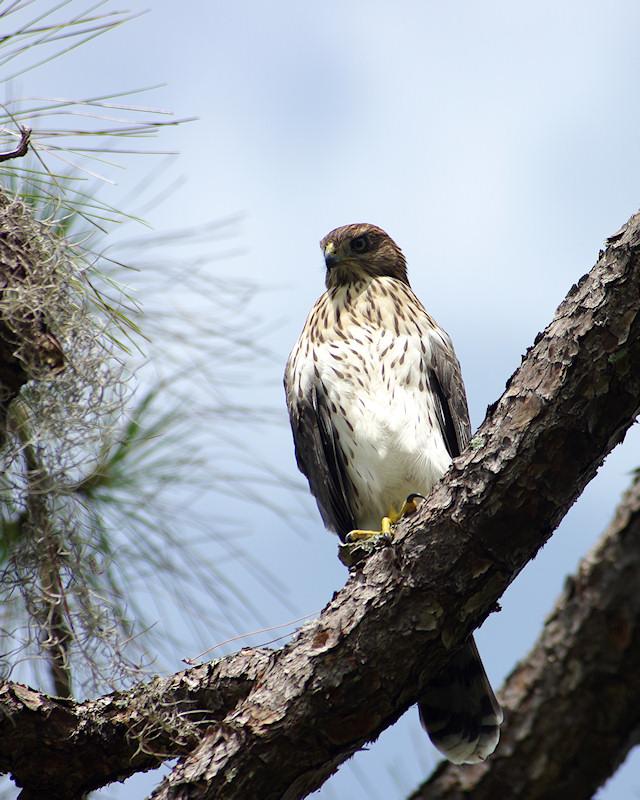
<box><xmin>324</xmin><ymin>241</ymin><xmax>338</xmax><ymax>269</ymax></box>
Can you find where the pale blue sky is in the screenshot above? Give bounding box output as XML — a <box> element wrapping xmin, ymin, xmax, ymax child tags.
<box><xmin>7</xmin><ymin>2</ymin><xmax>640</xmax><ymax>797</ymax></box>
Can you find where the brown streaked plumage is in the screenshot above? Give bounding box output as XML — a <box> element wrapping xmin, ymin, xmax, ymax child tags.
<box><xmin>284</xmin><ymin>223</ymin><xmax>502</xmax><ymax>764</ymax></box>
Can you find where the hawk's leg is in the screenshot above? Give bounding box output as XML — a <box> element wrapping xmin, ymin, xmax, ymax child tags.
<box><xmin>339</xmin><ymin>494</ymin><xmax>426</xmax><ymax>567</ymax></box>
<box><xmin>344</xmin><ymin>493</ymin><xmax>426</xmax><ymax>542</ymax></box>
<box><xmin>346</xmin><ymin>517</ymin><xmax>393</xmax><ymax>542</ymax></box>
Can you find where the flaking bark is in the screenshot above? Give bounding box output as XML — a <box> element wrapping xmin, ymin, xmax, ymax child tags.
<box><xmin>1</xmin><ymin>211</ymin><xmax>640</xmax><ymax>798</ymax></box>
<box><xmin>409</xmin><ymin>474</ymin><xmax>640</xmax><ymax>800</ymax></box>
<box><xmin>0</xmin><ymin>649</ymin><xmax>272</xmax><ymax>799</ymax></box>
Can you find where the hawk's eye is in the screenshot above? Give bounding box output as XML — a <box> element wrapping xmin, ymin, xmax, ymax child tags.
<box><xmin>350</xmin><ymin>235</ymin><xmax>370</xmax><ymax>254</ymax></box>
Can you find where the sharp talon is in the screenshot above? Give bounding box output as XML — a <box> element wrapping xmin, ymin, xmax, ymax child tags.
<box><xmin>401</xmin><ymin>498</ymin><xmax>418</xmax><ymax>516</ymax></box>
<box><xmin>346</xmin><ymin>529</ymin><xmax>383</xmax><ymax>542</ymax></box>
<box><xmin>399</xmin><ymin>493</ymin><xmax>426</xmax><ymax>518</ymax></box>
<box><xmin>407</xmin><ymin>493</ymin><xmax>426</xmax><ymax>502</ymax></box>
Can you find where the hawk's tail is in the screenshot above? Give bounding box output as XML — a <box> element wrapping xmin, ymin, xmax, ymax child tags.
<box><xmin>418</xmin><ymin>637</ymin><xmax>503</xmax><ymax>764</ymax></box>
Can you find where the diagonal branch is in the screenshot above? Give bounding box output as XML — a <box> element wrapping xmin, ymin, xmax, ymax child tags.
<box><xmin>409</xmin><ymin>473</ymin><xmax>640</xmax><ymax>800</ymax></box>
<box><xmin>148</xmin><ymin>213</ymin><xmax>640</xmax><ymax>800</ymax></box>
<box><xmin>1</xmin><ymin>211</ymin><xmax>640</xmax><ymax>799</ymax></box>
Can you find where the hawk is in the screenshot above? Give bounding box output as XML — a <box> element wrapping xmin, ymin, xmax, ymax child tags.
<box><xmin>284</xmin><ymin>223</ymin><xmax>502</xmax><ymax>764</ymax></box>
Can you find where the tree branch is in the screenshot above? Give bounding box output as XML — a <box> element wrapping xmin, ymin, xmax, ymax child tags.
<box><xmin>147</xmin><ymin>213</ymin><xmax>640</xmax><ymax>800</ymax></box>
<box><xmin>2</xmin><ymin>211</ymin><xmax>640</xmax><ymax>799</ymax></box>
<box><xmin>409</xmin><ymin>472</ymin><xmax>640</xmax><ymax>800</ymax></box>
<box><xmin>0</xmin><ymin>648</ymin><xmax>272</xmax><ymax>799</ymax></box>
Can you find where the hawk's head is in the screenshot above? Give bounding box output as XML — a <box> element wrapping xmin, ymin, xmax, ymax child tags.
<box><xmin>320</xmin><ymin>223</ymin><xmax>408</xmax><ymax>289</ymax></box>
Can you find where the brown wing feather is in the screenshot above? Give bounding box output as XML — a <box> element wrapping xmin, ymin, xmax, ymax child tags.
<box><xmin>426</xmin><ymin>331</ymin><xmax>471</xmax><ymax>457</ymax></box>
<box><xmin>284</xmin><ymin>377</ymin><xmax>356</xmax><ymax>540</ymax></box>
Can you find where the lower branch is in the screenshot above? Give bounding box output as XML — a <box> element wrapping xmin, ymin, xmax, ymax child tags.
<box><xmin>1</xmin><ymin>648</ymin><xmax>272</xmax><ymax>799</ymax></box>
<box><xmin>410</xmin><ymin>473</ymin><xmax>640</xmax><ymax>800</ymax></box>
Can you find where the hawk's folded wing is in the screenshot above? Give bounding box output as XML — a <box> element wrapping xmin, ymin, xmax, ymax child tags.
<box><xmin>426</xmin><ymin>330</ymin><xmax>472</xmax><ymax>458</ymax></box>
<box><xmin>285</xmin><ymin>377</ymin><xmax>356</xmax><ymax>540</ymax></box>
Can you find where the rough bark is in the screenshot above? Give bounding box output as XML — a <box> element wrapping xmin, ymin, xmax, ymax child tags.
<box><xmin>0</xmin><ymin>649</ymin><xmax>272</xmax><ymax>799</ymax></box>
<box><xmin>146</xmin><ymin>214</ymin><xmax>640</xmax><ymax>800</ymax></box>
<box><xmin>409</xmin><ymin>474</ymin><xmax>640</xmax><ymax>800</ymax></box>
<box><xmin>1</xmin><ymin>211</ymin><xmax>640</xmax><ymax>799</ymax></box>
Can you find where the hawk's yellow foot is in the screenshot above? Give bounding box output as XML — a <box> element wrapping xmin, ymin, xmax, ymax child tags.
<box><xmin>346</xmin><ymin>517</ymin><xmax>393</xmax><ymax>542</ymax></box>
<box><xmin>345</xmin><ymin>493</ymin><xmax>426</xmax><ymax>543</ymax></box>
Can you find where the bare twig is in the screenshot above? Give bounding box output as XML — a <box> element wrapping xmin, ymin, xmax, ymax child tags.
<box><xmin>0</xmin><ymin>126</ymin><xmax>30</xmax><ymax>163</ymax></box>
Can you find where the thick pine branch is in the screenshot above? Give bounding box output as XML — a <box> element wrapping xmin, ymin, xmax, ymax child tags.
<box><xmin>1</xmin><ymin>212</ymin><xmax>640</xmax><ymax>799</ymax></box>
<box><xmin>409</xmin><ymin>473</ymin><xmax>640</xmax><ymax>800</ymax></box>
<box><xmin>148</xmin><ymin>213</ymin><xmax>640</xmax><ymax>800</ymax></box>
